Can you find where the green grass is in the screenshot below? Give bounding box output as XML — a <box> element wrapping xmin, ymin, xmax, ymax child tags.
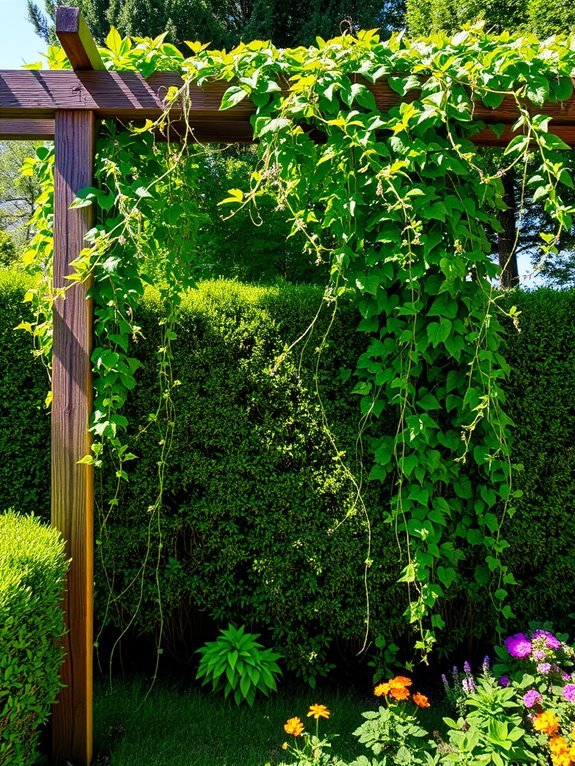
<box><xmin>93</xmin><ymin>678</ymin><xmax>446</xmax><ymax>765</ymax></box>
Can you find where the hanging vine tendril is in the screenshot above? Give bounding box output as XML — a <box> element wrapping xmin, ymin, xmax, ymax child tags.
<box><xmin>21</xmin><ymin>22</ymin><xmax>575</xmax><ymax>669</ymax></box>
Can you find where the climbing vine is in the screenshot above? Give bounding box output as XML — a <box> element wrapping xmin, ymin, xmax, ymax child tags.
<box><xmin>21</xmin><ymin>23</ymin><xmax>575</xmax><ymax>666</ymax></box>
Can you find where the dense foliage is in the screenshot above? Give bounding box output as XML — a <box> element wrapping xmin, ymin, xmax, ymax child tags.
<box><xmin>0</xmin><ymin>511</ymin><xmax>68</xmax><ymax>766</ymax></box>
<box><xmin>3</xmin><ymin>272</ymin><xmax>575</xmax><ymax>677</ymax></box>
<box><xmin>406</xmin><ymin>0</ymin><xmax>575</xmax><ymax>36</ymax></box>
<box><xmin>27</xmin><ymin>0</ymin><xmax>404</xmax><ymax>48</ymax></box>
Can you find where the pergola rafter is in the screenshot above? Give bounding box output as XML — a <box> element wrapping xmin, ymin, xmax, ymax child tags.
<box><xmin>1</xmin><ymin>9</ymin><xmax>574</xmax><ymax>765</ymax></box>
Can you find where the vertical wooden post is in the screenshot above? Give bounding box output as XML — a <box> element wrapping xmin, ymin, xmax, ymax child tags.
<box><xmin>52</xmin><ymin>110</ymin><xmax>96</xmax><ymax>766</ymax></box>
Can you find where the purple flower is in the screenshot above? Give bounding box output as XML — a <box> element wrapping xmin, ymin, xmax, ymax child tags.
<box><xmin>533</xmin><ymin>630</ymin><xmax>561</xmax><ymax>650</ymax></box>
<box><xmin>504</xmin><ymin>633</ymin><xmax>532</xmax><ymax>659</ymax></box>
<box><xmin>499</xmin><ymin>675</ymin><xmax>510</xmax><ymax>687</ymax></box>
<box><xmin>563</xmin><ymin>673</ymin><xmax>571</xmax><ymax>681</ymax></box>
<box><xmin>482</xmin><ymin>656</ymin><xmax>490</xmax><ymax>673</ymax></box>
<box><xmin>563</xmin><ymin>684</ymin><xmax>575</xmax><ymax>702</ymax></box>
<box><xmin>523</xmin><ymin>690</ymin><xmax>542</xmax><ymax>708</ymax></box>
<box><xmin>537</xmin><ymin>663</ymin><xmax>552</xmax><ymax>675</ymax></box>
<box><xmin>532</xmin><ymin>649</ymin><xmax>546</xmax><ymax>661</ymax></box>
<box><xmin>464</xmin><ymin>661</ymin><xmax>472</xmax><ymax>674</ymax></box>
<box><xmin>441</xmin><ymin>674</ymin><xmax>448</xmax><ymax>689</ymax></box>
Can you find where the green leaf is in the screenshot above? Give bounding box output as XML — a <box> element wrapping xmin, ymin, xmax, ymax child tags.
<box><xmin>427</xmin><ymin>319</ymin><xmax>452</xmax><ymax>347</ymax></box>
<box><xmin>220</xmin><ymin>86</ymin><xmax>248</xmax><ymax>110</ymax></box>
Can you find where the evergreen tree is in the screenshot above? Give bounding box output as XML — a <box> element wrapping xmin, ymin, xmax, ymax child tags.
<box><xmin>28</xmin><ymin>0</ymin><xmax>405</xmax><ymax>49</ymax></box>
<box><xmin>405</xmin><ymin>0</ymin><xmax>575</xmax><ymax>288</ymax></box>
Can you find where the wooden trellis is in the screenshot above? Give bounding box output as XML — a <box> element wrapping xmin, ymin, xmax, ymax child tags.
<box><xmin>2</xmin><ymin>9</ymin><xmax>575</xmax><ymax>764</ymax></box>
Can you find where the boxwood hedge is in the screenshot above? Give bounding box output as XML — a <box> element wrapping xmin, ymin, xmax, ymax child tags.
<box><xmin>0</xmin><ymin>511</ymin><xmax>68</xmax><ymax>766</ymax></box>
<box><xmin>1</xmin><ymin>268</ymin><xmax>574</xmax><ymax>676</ymax></box>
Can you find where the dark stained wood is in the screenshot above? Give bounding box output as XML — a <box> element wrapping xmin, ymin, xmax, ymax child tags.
<box><xmin>3</xmin><ymin>69</ymin><xmax>575</xmax><ymax>147</ymax></box>
<box><xmin>51</xmin><ymin>110</ymin><xmax>95</xmax><ymax>766</ymax></box>
<box><xmin>0</xmin><ymin>117</ymin><xmax>54</xmax><ymax>139</ymax></box>
<box><xmin>56</xmin><ymin>7</ymin><xmax>105</xmax><ymax>71</ymax></box>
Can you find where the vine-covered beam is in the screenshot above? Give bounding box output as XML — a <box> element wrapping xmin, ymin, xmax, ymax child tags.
<box><xmin>2</xmin><ymin>70</ymin><xmax>575</xmax><ymax>145</ymax></box>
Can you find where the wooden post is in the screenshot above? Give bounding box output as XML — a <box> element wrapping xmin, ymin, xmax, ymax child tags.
<box><xmin>52</xmin><ymin>110</ymin><xmax>96</xmax><ymax>766</ymax></box>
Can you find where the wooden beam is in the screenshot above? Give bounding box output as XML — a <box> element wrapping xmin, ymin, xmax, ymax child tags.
<box><xmin>3</xmin><ymin>69</ymin><xmax>575</xmax><ymax>148</ymax></box>
<box><xmin>56</xmin><ymin>6</ymin><xmax>105</xmax><ymax>71</ymax></box>
<box><xmin>0</xmin><ymin>118</ymin><xmax>54</xmax><ymax>139</ymax></box>
<box><xmin>51</xmin><ymin>110</ymin><xmax>95</xmax><ymax>766</ymax></box>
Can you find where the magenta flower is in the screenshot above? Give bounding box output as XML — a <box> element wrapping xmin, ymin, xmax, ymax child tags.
<box><xmin>533</xmin><ymin>630</ymin><xmax>561</xmax><ymax>650</ymax></box>
<box><xmin>563</xmin><ymin>684</ymin><xmax>575</xmax><ymax>702</ymax></box>
<box><xmin>504</xmin><ymin>633</ymin><xmax>532</xmax><ymax>659</ymax></box>
<box><xmin>523</xmin><ymin>690</ymin><xmax>542</xmax><ymax>708</ymax></box>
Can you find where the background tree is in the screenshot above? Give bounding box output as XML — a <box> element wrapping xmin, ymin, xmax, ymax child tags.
<box><xmin>0</xmin><ymin>142</ymin><xmax>40</xmax><ymax>256</ymax></box>
<box><xmin>406</xmin><ymin>0</ymin><xmax>575</xmax><ymax>288</ymax></box>
<box><xmin>28</xmin><ymin>0</ymin><xmax>405</xmax><ymax>48</ymax></box>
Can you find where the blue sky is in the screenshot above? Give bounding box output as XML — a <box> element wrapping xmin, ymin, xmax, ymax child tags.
<box><xmin>0</xmin><ymin>0</ymin><xmax>47</xmax><ymax>69</ymax></box>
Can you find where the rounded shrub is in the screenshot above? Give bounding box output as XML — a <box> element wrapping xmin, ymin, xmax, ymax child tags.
<box><xmin>0</xmin><ymin>511</ymin><xmax>68</xmax><ymax>766</ymax></box>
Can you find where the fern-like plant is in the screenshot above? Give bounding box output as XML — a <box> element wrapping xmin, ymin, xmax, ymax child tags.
<box><xmin>196</xmin><ymin>624</ymin><xmax>282</xmax><ymax>706</ymax></box>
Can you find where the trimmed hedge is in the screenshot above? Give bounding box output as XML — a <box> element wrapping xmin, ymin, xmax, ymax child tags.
<box><xmin>1</xmin><ymin>268</ymin><xmax>574</xmax><ymax>674</ymax></box>
<box><xmin>0</xmin><ymin>511</ymin><xmax>68</xmax><ymax>766</ymax></box>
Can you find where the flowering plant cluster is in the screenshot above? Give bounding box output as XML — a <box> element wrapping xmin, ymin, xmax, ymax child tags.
<box><xmin>271</xmin><ymin>631</ymin><xmax>575</xmax><ymax>766</ymax></box>
<box><xmin>275</xmin><ymin>677</ymin><xmax>435</xmax><ymax>765</ymax></box>
<box><xmin>280</xmin><ymin>704</ymin><xmax>335</xmax><ymax>765</ymax></box>
<box><xmin>496</xmin><ymin>628</ymin><xmax>575</xmax><ymax>766</ymax></box>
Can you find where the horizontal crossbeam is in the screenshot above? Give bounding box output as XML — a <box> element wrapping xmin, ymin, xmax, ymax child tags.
<box><xmin>2</xmin><ymin>70</ymin><xmax>575</xmax><ymax>146</ymax></box>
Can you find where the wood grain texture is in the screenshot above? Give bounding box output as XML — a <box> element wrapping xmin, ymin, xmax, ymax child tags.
<box><xmin>3</xmin><ymin>69</ymin><xmax>575</xmax><ymax>147</ymax></box>
<box><xmin>51</xmin><ymin>110</ymin><xmax>95</xmax><ymax>766</ymax></box>
<box><xmin>56</xmin><ymin>7</ymin><xmax>105</xmax><ymax>71</ymax></box>
<box><xmin>0</xmin><ymin>118</ymin><xmax>54</xmax><ymax>139</ymax></box>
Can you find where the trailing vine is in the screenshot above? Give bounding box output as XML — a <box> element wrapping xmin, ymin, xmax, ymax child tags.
<box><xmin>21</xmin><ymin>23</ymin><xmax>575</xmax><ymax>667</ymax></box>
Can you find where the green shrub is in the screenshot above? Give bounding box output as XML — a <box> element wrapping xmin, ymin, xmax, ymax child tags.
<box><xmin>1</xmin><ymin>269</ymin><xmax>575</xmax><ymax>675</ymax></box>
<box><xmin>0</xmin><ymin>510</ymin><xmax>68</xmax><ymax>766</ymax></box>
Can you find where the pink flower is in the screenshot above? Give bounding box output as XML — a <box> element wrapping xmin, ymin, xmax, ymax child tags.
<box><xmin>533</xmin><ymin>630</ymin><xmax>561</xmax><ymax>650</ymax></box>
<box><xmin>523</xmin><ymin>689</ymin><xmax>542</xmax><ymax>708</ymax></box>
<box><xmin>563</xmin><ymin>684</ymin><xmax>575</xmax><ymax>702</ymax></box>
<box><xmin>504</xmin><ymin>633</ymin><xmax>532</xmax><ymax>659</ymax></box>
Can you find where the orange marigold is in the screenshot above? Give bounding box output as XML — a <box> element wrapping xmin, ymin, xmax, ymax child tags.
<box><xmin>307</xmin><ymin>704</ymin><xmax>331</xmax><ymax>720</ymax></box>
<box><xmin>284</xmin><ymin>717</ymin><xmax>304</xmax><ymax>737</ymax></box>
<box><xmin>374</xmin><ymin>682</ymin><xmax>391</xmax><ymax>697</ymax></box>
<box><xmin>389</xmin><ymin>676</ymin><xmax>413</xmax><ymax>688</ymax></box>
<box><xmin>389</xmin><ymin>685</ymin><xmax>411</xmax><ymax>701</ymax></box>
<box><xmin>550</xmin><ymin>737</ymin><xmax>569</xmax><ymax>755</ymax></box>
<box><xmin>413</xmin><ymin>692</ymin><xmax>430</xmax><ymax>708</ymax></box>
<box><xmin>533</xmin><ymin>711</ymin><xmax>560</xmax><ymax>736</ymax></box>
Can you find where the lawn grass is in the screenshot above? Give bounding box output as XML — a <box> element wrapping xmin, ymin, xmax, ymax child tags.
<box><xmin>93</xmin><ymin>678</ymin><xmax>447</xmax><ymax>765</ymax></box>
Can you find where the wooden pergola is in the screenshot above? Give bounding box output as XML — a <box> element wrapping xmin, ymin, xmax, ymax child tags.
<box><xmin>2</xmin><ymin>9</ymin><xmax>575</xmax><ymax>764</ymax></box>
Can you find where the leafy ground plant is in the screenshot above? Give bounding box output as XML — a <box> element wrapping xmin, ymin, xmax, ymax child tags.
<box><xmin>196</xmin><ymin>624</ymin><xmax>282</xmax><ymax>706</ymax></box>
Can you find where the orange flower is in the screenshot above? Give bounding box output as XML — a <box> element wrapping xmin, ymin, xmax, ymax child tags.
<box><xmin>533</xmin><ymin>711</ymin><xmax>560</xmax><ymax>736</ymax></box>
<box><xmin>284</xmin><ymin>717</ymin><xmax>304</xmax><ymax>737</ymax></box>
<box><xmin>550</xmin><ymin>737</ymin><xmax>569</xmax><ymax>755</ymax></box>
<box><xmin>374</xmin><ymin>682</ymin><xmax>390</xmax><ymax>697</ymax></box>
<box><xmin>307</xmin><ymin>704</ymin><xmax>331</xmax><ymax>720</ymax></box>
<box><xmin>389</xmin><ymin>685</ymin><xmax>410</xmax><ymax>701</ymax></box>
<box><xmin>390</xmin><ymin>676</ymin><xmax>413</xmax><ymax>688</ymax></box>
<box><xmin>413</xmin><ymin>692</ymin><xmax>430</xmax><ymax>708</ymax></box>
